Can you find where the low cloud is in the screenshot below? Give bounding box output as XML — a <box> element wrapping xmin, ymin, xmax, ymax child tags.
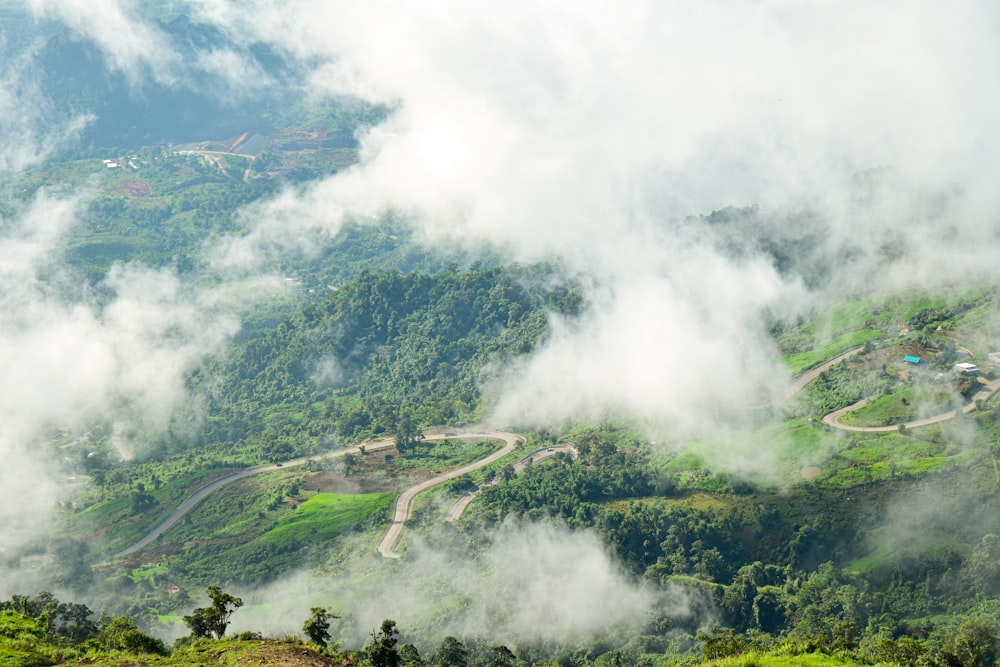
<box><xmin>26</xmin><ymin>0</ymin><xmax>181</xmax><ymax>86</ymax></box>
<box><xmin>173</xmin><ymin>0</ymin><xmax>1000</xmax><ymax>440</ymax></box>
<box><xmin>0</xmin><ymin>50</ymin><xmax>90</xmax><ymax>175</ymax></box>
<box><xmin>231</xmin><ymin>520</ymin><xmax>695</xmax><ymax>651</ymax></box>
<box><xmin>0</xmin><ymin>192</ymin><xmax>243</xmax><ymax>563</ymax></box>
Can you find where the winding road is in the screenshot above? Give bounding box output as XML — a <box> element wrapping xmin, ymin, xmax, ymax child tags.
<box><xmin>822</xmin><ymin>377</ymin><xmax>1000</xmax><ymax>432</ymax></box>
<box><xmin>108</xmin><ymin>343</ymin><xmax>995</xmax><ymax>562</ymax></box>
<box><xmin>444</xmin><ymin>444</ymin><xmax>579</xmax><ymax>522</ymax></box>
<box><xmin>377</xmin><ymin>431</ymin><xmax>523</xmax><ymax>559</ymax></box>
<box><xmin>109</xmin><ymin>429</ymin><xmax>523</xmax><ymax>561</ymax></box>
<box><xmin>784</xmin><ymin>346</ymin><xmax>864</xmax><ymax>401</ymax></box>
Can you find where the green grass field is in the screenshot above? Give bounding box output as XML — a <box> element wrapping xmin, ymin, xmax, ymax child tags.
<box><xmin>392</xmin><ymin>438</ymin><xmax>505</xmax><ymax>470</ymax></box>
<box><xmin>702</xmin><ymin>649</ymin><xmax>876</xmax><ymax>667</ymax></box>
<box><xmin>839</xmin><ymin>385</ymin><xmax>962</xmax><ymax>427</ymax></box>
<box><xmin>783</xmin><ymin>329</ymin><xmax>884</xmax><ymax>375</ymax></box>
<box><xmin>258</xmin><ymin>492</ymin><xmax>392</xmax><ymax>545</ymax></box>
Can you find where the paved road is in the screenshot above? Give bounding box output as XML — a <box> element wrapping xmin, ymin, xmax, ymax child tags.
<box><xmin>445</xmin><ymin>444</ymin><xmax>579</xmax><ymax>522</ymax></box>
<box><xmin>822</xmin><ymin>377</ymin><xmax>1000</xmax><ymax>432</ymax></box>
<box><xmin>110</xmin><ymin>429</ymin><xmax>522</xmax><ymax>561</ymax></box>
<box><xmin>110</xmin><ymin>435</ymin><xmax>402</xmax><ymax>560</ymax></box>
<box><xmin>784</xmin><ymin>346</ymin><xmax>865</xmax><ymax>401</ymax></box>
<box><xmin>377</xmin><ymin>431</ymin><xmax>523</xmax><ymax>559</ymax></box>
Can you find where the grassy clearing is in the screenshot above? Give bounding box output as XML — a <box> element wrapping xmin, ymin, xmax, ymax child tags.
<box><xmin>840</xmin><ymin>385</ymin><xmax>962</xmax><ymax>427</ymax></box>
<box><xmin>259</xmin><ymin>492</ymin><xmax>392</xmax><ymax>545</ymax></box>
<box><xmin>131</xmin><ymin>563</ymin><xmax>169</xmax><ymax>584</ymax></box>
<box><xmin>784</xmin><ymin>329</ymin><xmax>884</xmax><ymax>375</ymax></box>
<box><xmin>392</xmin><ymin>438</ymin><xmax>504</xmax><ymax>470</ymax></box>
<box><xmin>704</xmin><ymin>649</ymin><xmax>873</xmax><ymax>667</ymax></box>
<box><xmin>765</xmin><ymin>419</ymin><xmax>842</xmax><ymax>470</ymax></box>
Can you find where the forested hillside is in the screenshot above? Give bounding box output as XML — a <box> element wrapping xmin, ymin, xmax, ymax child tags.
<box><xmin>5</xmin><ymin>4</ymin><xmax>1000</xmax><ymax>666</ymax></box>
<box><xmin>179</xmin><ymin>263</ymin><xmax>583</xmax><ymax>458</ymax></box>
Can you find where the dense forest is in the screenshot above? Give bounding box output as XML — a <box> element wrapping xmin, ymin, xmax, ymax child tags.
<box><xmin>4</xmin><ymin>7</ymin><xmax>1000</xmax><ymax>667</ymax></box>
<box><xmin>151</xmin><ymin>263</ymin><xmax>583</xmax><ymax>459</ymax></box>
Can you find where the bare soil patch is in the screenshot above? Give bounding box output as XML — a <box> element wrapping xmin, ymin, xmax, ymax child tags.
<box><xmin>112</xmin><ymin>179</ymin><xmax>150</xmax><ymax>197</ymax></box>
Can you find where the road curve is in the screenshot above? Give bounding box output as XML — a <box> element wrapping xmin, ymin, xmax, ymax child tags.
<box><xmin>110</xmin><ymin>429</ymin><xmax>523</xmax><ymax>561</ymax></box>
<box><xmin>445</xmin><ymin>444</ymin><xmax>579</xmax><ymax>522</ymax></box>
<box><xmin>822</xmin><ymin>378</ymin><xmax>1000</xmax><ymax>432</ymax></box>
<box><xmin>110</xmin><ymin>436</ymin><xmax>399</xmax><ymax>560</ymax></box>
<box><xmin>784</xmin><ymin>346</ymin><xmax>865</xmax><ymax>401</ymax></box>
<box><xmin>377</xmin><ymin>431</ymin><xmax>523</xmax><ymax>559</ymax></box>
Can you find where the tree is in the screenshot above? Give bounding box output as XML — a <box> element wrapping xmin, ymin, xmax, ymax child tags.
<box><xmin>697</xmin><ymin>627</ymin><xmax>748</xmax><ymax>660</ymax></box>
<box><xmin>183</xmin><ymin>586</ymin><xmax>243</xmax><ymax>639</ymax></box>
<box><xmin>365</xmin><ymin>619</ymin><xmax>400</xmax><ymax>667</ymax></box>
<box><xmin>399</xmin><ymin>643</ymin><xmax>423</xmax><ymax>666</ymax></box>
<box><xmin>130</xmin><ymin>491</ymin><xmax>156</xmax><ymax>515</ymax></box>
<box><xmin>487</xmin><ymin>645</ymin><xmax>517</xmax><ymax>667</ymax></box>
<box><xmin>500</xmin><ymin>464</ymin><xmax>516</xmax><ymax>482</ymax></box>
<box><xmin>97</xmin><ymin>615</ymin><xmax>167</xmax><ymax>655</ymax></box>
<box><xmin>394</xmin><ymin>409</ymin><xmax>424</xmax><ymax>455</ymax></box>
<box><xmin>432</xmin><ymin>636</ymin><xmax>468</xmax><ymax>667</ymax></box>
<box><xmin>938</xmin><ymin>621</ymin><xmax>998</xmax><ymax>667</ymax></box>
<box><xmin>303</xmin><ymin>606</ymin><xmax>337</xmax><ymax>649</ymax></box>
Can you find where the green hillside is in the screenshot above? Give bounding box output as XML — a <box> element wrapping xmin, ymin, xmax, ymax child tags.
<box><xmin>5</xmin><ymin>9</ymin><xmax>1000</xmax><ymax>662</ymax></box>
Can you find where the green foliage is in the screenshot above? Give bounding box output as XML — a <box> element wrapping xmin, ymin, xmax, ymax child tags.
<box><xmin>941</xmin><ymin>620</ymin><xmax>1000</xmax><ymax>667</ymax></box>
<box><xmin>183</xmin><ymin>586</ymin><xmax>243</xmax><ymax>639</ymax></box>
<box><xmin>96</xmin><ymin>614</ymin><xmax>167</xmax><ymax>655</ymax></box>
<box><xmin>432</xmin><ymin>636</ymin><xmax>469</xmax><ymax>667</ymax></box>
<box><xmin>188</xmin><ymin>264</ymin><xmax>579</xmax><ymax>455</ymax></box>
<box><xmin>302</xmin><ymin>606</ymin><xmax>336</xmax><ymax>649</ymax></box>
<box><xmin>365</xmin><ymin>619</ymin><xmax>400</xmax><ymax>667</ymax></box>
<box><xmin>260</xmin><ymin>492</ymin><xmax>392</xmax><ymax>546</ymax></box>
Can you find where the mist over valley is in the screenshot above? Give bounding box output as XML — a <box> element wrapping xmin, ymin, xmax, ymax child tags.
<box><xmin>2</xmin><ymin>2</ymin><xmax>1000</xmax><ymax>665</ymax></box>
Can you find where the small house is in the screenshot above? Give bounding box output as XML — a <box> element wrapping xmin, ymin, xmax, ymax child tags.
<box><xmin>954</xmin><ymin>362</ymin><xmax>979</xmax><ymax>376</ymax></box>
<box><xmin>904</xmin><ymin>355</ymin><xmax>921</xmax><ymax>364</ymax></box>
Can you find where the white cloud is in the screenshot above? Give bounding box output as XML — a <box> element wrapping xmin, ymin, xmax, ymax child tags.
<box><xmin>26</xmin><ymin>0</ymin><xmax>182</xmax><ymax>86</ymax></box>
<box><xmin>177</xmin><ymin>0</ymin><xmax>1000</xmax><ymax>434</ymax></box>
<box><xmin>231</xmin><ymin>520</ymin><xmax>693</xmax><ymax>649</ymax></box>
<box><xmin>0</xmin><ymin>192</ymin><xmax>242</xmax><ymax>558</ymax></box>
<box><xmin>0</xmin><ymin>50</ymin><xmax>91</xmax><ymax>175</ymax></box>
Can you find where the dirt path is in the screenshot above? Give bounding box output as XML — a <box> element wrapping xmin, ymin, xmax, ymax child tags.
<box><xmin>377</xmin><ymin>431</ymin><xmax>523</xmax><ymax>559</ymax></box>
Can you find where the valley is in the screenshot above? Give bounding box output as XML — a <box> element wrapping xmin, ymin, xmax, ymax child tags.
<box><xmin>2</xmin><ymin>4</ymin><xmax>1000</xmax><ymax>666</ymax></box>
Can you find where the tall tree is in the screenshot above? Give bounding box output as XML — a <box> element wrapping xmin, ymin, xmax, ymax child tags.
<box><xmin>365</xmin><ymin>619</ymin><xmax>400</xmax><ymax>667</ymax></box>
<box><xmin>432</xmin><ymin>636</ymin><xmax>468</xmax><ymax>667</ymax></box>
<box><xmin>183</xmin><ymin>586</ymin><xmax>243</xmax><ymax>639</ymax></box>
<box><xmin>303</xmin><ymin>606</ymin><xmax>337</xmax><ymax>649</ymax></box>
